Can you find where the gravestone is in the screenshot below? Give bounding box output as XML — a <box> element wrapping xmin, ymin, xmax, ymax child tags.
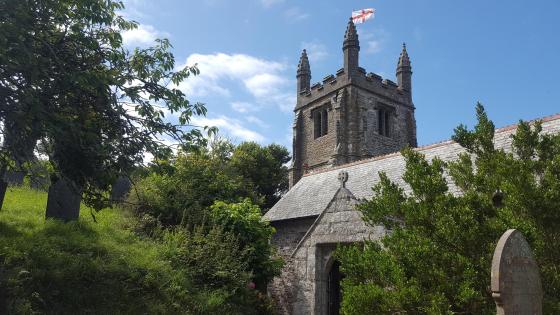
<box><xmin>110</xmin><ymin>176</ymin><xmax>131</xmax><ymax>203</ymax></box>
<box><xmin>45</xmin><ymin>177</ymin><xmax>82</xmax><ymax>221</ymax></box>
<box><xmin>491</xmin><ymin>229</ymin><xmax>542</xmax><ymax>315</ymax></box>
<box><xmin>3</xmin><ymin>171</ymin><xmax>25</xmax><ymax>186</ymax></box>
<box><xmin>0</xmin><ymin>180</ymin><xmax>7</xmax><ymax>210</ymax></box>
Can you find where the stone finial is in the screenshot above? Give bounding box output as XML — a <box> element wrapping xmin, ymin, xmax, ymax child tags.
<box><xmin>491</xmin><ymin>229</ymin><xmax>542</xmax><ymax>315</ymax></box>
<box><xmin>343</xmin><ymin>18</ymin><xmax>360</xmax><ymax>75</ymax></box>
<box><xmin>297</xmin><ymin>49</ymin><xmax>310</xmax><ymax>75</ymax></box>
<box><xmin>337</xmin><ymin>170</ymin><xmax>348</xmax><ymax>188</ymax></box>
<box><xmin>297</xmin><ymin>49</ymin><xmax>311</xmax><ymax>93</ymax></box>
<box><xmin>396</xmin><ymin>42</ymin><xmax>412</xmax><ymax>93</ymax></box>
<box><xmin>397</xmin><ymin>42</ymin><xmax>410</xmax><ymax>68</ymax></box>
<box><xmin>343</xmin><ymin>18</ymin><xmax>359</xmax><ymax>49</ymax></box>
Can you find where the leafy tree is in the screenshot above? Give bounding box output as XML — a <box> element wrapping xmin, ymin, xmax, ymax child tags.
<box><xmin>129</xmin><ymin>140</ymin><xmax>290</xmax><ymax>228</ymax></box>
<box><xmin>210</xmin><ymin>199</ymin><xmax>283</xmax><ymax>290</ymax></box>
<box><xmin>336</xmin><ymin>104</ymin><xmax>560</xmax><ymax>314</ymax></box>
<box><xmin>0</xmin><ymin>0</ymin><xmax>213</xmax><ymax>219</ymax></box>
<box><xmin>230</xmin><ymin>142</ymin><xmax>290</xmax><ymax>210</ymax></box>
<box><xmin>129</xmin><ymin>150</ymin><xmax>258</xmax><ymax>229</ymax></box>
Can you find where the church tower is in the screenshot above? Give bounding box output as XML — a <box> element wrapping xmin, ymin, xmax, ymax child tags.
<box><xmin>289</xmin><ymin>19</ymin><xmax>417</xmax><ymax>188</ymax></box>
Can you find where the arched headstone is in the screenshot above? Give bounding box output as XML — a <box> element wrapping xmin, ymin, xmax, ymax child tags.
<box><xmin>45</xmin><ymin>177</ymin><xmax>82</xmax><ymax>221</ymax></box>
<box><xmin>491</xmin><ymin>229</ymin><xmax>542</xmax><ymax>315</ymax></box>
<box><xmin>110</xmin><ymin>176</ymin><xmax>131</xmax><ymax>203</ymax></box>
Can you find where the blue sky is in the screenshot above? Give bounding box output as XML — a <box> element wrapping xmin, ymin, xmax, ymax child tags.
<box><xmin>121</xmin><ymin>0</ymin><xmax>560</xmax><ymax>150</ymax></box>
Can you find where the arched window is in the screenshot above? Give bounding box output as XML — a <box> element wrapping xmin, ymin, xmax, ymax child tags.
<box><xmin>314</xmin><ymin>110</ymin><xmax>322</xmax><ymax>138</ymax></box>
<box><xmin>378</xmin><ymin>108</ymin><xmax>391</xmax><ymax>137</ymax></box>
<box><xmin>322</xmin><ymin>109</ymin><xmax>328</xmax><ymax>136</ymax></box>
<box><xmin>313</xmin><ymin>107</ymin><xmax>329</xmax><ymax>139</ymax></box>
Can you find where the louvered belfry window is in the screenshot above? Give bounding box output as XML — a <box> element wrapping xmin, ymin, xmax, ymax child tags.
<box><xmin>313</xmin><ymin>107</ymin><xmax>328</xmax><ymax>139</ymax></box>
<box><xmin>377</xmin><ymin>108</ymin><xmax>391</xmax><ymax>137</ymax></box>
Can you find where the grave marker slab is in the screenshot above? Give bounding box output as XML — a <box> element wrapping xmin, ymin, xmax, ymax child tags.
<box><xmin>491</xmin><ymin>229</ymin><xmax>542</xmax><ymax>315</ymax></box>
<box><xmin>45</xmin><ymin>177</ymin><xmax>82</xmax><ymax>221</ymax></box>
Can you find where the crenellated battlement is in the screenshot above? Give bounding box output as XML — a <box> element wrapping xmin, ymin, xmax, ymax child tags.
<box><xmin>296</xmin><ymin>67</ymin><xmax>411</xmax><ymax>111</ymax></box>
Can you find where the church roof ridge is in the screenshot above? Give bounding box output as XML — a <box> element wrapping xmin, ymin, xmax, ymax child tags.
<box><xmin>301</xmin><ymin>112</ymin><xmax>560</xmax><ymax>178</ymax></box>
<box><xmin>265</xmin><ymin>112</ymin><xmax>560</xmax><ymax>222</ymax></box>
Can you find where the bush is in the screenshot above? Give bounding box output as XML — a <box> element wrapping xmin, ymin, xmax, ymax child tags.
<box><xmin>0</xmin><ymin>187</ymin><xmax>275</xmax><ymax>314</ymax></box>
<box><xmin>210</xmin><ymin>200</ymin><xmax>283</xmax><ymax>290</ymax></box>
<box><xmin>336</xmin><ymin>105</ymin><xmax>560</xmax><ymax>314</ymax></box>
<box><xmin>128</xmin><ymin>151</ymin><xmax>255</xmax><ymax>229</ymax></box>
<box><xmin>162</xmin><ymin>226</ymin><xmax>274</xmax><ymax>315</ymax></box>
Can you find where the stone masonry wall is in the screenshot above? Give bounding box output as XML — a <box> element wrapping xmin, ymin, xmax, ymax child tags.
<box><xmin>299</xmin><ymin>99</ymin><xmax>337</xmax><ymax>168</ymax></box>
<box><xmin>269</xmin><ymin>217</ymin><xmax>316</xmax><ymax>314</ymax></box>
<box><xmin>270</xmin><ymin>187</ymin><xmax>386</xmax><ymax>315</ymax></box>
<box><xmin>293</xmin><ymin>69</ymin><xmax>416</xmax><ymax>184</ymax></box>
<box><xmin>297</xmin><ymin>82</ymin><xmax>416</xmax><ymax>177</ymax></box>
<box><xmin>356</xmin><ymin>88</ymin><xmax>415</xmax><ymax>157</ymax></box>
<box><xmin>271</xmin><ymin>217</ymin><xmax>316</xmax><ymax>258</ymax></box>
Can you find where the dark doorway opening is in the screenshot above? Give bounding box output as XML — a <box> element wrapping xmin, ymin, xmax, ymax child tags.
<box><xmin>327</xmin><ymin>260</ymin><xmax>344</xmax><ymax>315</ymax></box>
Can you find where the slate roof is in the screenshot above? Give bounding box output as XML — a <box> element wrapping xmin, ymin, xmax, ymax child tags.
<box><xmin>264</xmin><ymin>114</ymin><xmax>560</xmax><ymax>222</ymax></box>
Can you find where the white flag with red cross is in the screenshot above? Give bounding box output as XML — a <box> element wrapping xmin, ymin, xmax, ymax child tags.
<box><xmin>352</xmin><ymin>8</ymin><xmax>375</xmax><ymax>24</ymax></box>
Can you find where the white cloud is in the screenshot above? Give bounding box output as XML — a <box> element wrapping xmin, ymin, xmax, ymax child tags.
<box><xmin>260</xmin><ymin>0</ymin><xmax>285</xmax><ymax>8</ymax></box>
<box><xmin>301</xmin><ymin>41</ymin><xmax>328</xmax><ymax>62</ymax></box>
<box><xmin>231</xmin><ymin>101</ymin><xmax>258</xmax><ymax>113</ymax></box>
<box><xmin>176</xmin><ymin>53</ymin><xmax>294</xmax><ymax>112</ymax></box>
<box><xmin>191</xmin><ymin>116</ymin><xmax>265</xmax><ymax>143</ymax></box>
<box><xmin>360</xmin><ymin>28</ymin><xmax>389</xmax><ymax>55</ymax></box>
<box><xmin>122</xmin><ymin>24</ymin><xmax>164</xmax><ymax>46</ymax></box>
<box><xmin>284</xmin><ymin>6</ymin><xmax>309</xmax><ymax>21</ymax></box>
<box><xmin>269</xmin><ymin>92</ymin><xmax>295</xmax><ymax>112</ymax></box>
<box><xmin>365</xmin><ymin>40</ymin><xmax>382</xmax><ymax>54</ymax></box>
<box><xmin>244</xmin><ymin>73</ymin><xmax>287</xmax><ymax>98</ymax></box>
<box><xmin>246</xmin><ymin>115</ymin><xmax>269</xmax><ymax>129</ymax></box>
<box><xmin>120</xmin><ymin>0</ymin><xmax>149</xmax><ymax>20</ymax></box>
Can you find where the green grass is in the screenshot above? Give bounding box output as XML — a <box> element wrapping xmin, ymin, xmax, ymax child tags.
<box><xmin>0</xmin><ymin>186</ymin><xmax>190</xmax><ymax>314</ymax></box>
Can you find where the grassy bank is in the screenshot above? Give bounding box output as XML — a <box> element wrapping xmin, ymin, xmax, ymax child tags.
<box><xmin>0</xmin><ymin>186</ymin><xmax>189</xmax><ymax>314</ymax></box>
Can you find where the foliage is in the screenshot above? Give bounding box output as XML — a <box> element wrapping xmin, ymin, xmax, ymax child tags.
<box><xmin>230</xmin><ymin>142</ymin><xmax>291</xmax><ymax>210</ymax></box>
<box><xmin>210</xmin><ymin>199</ymin><xmax>283</xmax><ymax>290</ymax></box>
<box><xmin>129</xmin><ymin>140</ymin><xmax>290</xmax><ymax>229</ymax></box>
<box><xmin>0</xmin><ymin>186</ymin><xmax>190</xmax><ymax>313</ymax></box>
<box><xmin>0</xmin><ymin>0</ymin><xmax>214</xmax><ymax>213</ymax></box>
<box><xmin>128</xmin><ymin>150</ymin><xmax>256</xmax><ymax>228</ymax></box>
<box><xmin>336</xmin><ymin>104</ymin><xmax>560</xmax><ymax>314</ymax></box>
<box><xmin>0</xmin><ymin>186</ymin><xmax>275</xmax><ymax>314</ymax></box>
<box><xmin>163</xmin><ymin>226</ymin><xmax>275</xmax><ymax>315</ymax></box>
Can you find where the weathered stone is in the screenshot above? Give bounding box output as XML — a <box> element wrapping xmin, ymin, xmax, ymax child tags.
<box><xmin>289</xmin><ymin>20</ymin><xmax>416</xmax><ymax>188</ymax></box>
<box><xmin>0</xmin><ymin>180</ymin><xmax>7</xmax><ymax>210</ymax></box>
<box><xmin>491</xmin><ymin>229</ymin><xmax>542</xmax><ymax>315</ymax></box>
<box><xmin>110</xmin><ymin>176</ymin><xmax>131</xmax><ymax>203</ymax></box>
<box><xmin>3</xmin><ymin>171</ymin><xmax>25</xmax><ymax>186</ymax></box>
<box><xmin>45</xmin><ymin>177</ymin><xmax>82</xmax><ymax>221</ymax></box>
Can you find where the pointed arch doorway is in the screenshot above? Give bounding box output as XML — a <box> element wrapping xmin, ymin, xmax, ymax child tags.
<box><xmin>327</xmin><ymin>259</ymin><xmax>344</xmax><ymax>315</ymax></box>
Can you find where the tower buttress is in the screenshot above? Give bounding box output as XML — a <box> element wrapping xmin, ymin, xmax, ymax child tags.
<box><xmin>343</xmin><ymin>18</ymin><xmax>360</xmax><ymax>76</ymax></box>
<box><xmin>297</xmin><ymin>49</ymin><xmax>311</xmax><ymax>93</ymax></box>
<box><xmin>289</xmin><ymin>110</ymin><xmax>303</xmax><ymax>188</ymax></box>
<box><xmin>396</xmin><ymin>43</ymin><xmax>412</xmax><ymax>93</ymax></box>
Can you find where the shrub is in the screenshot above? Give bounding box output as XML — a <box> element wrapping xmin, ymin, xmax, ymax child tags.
<box><xmin>128</xmin><ymin>151</ymin><xmax>255</xmax><ymax>229</ymax></box>
<box><xmin>210</xmin><ymin>199</ymin><xmax>283</xmax><ymax>290</ymax></box>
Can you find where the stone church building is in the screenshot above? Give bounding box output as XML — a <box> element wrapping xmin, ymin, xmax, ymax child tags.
<box><xmin>263</xmin><ymin>18</ymin><xmax>560</xmax><ymax>315</ymax></box>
